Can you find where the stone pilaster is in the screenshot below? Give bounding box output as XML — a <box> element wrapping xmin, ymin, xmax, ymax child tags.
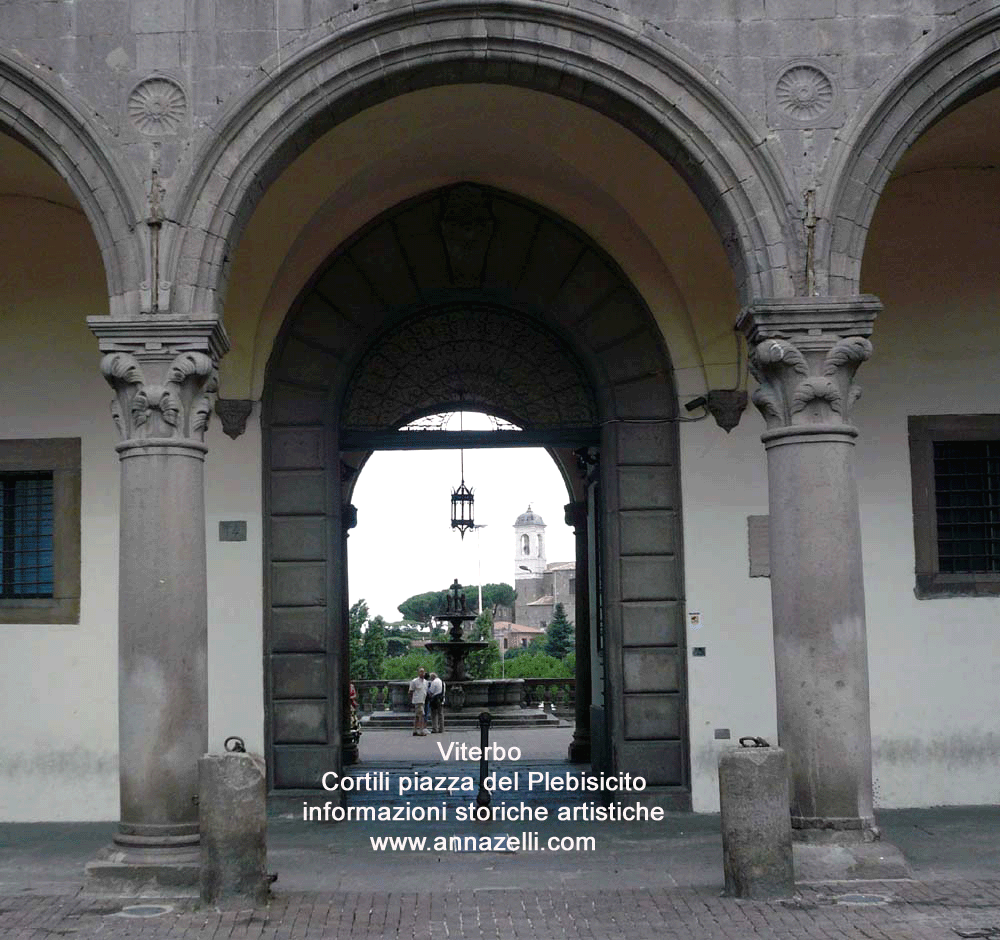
<box><xmin>86</xmin><ymin>316</ymin><xmax>229</xmax><ymax>891</ymax></box>
<box><xmin>737</xmin><ymin>297</ymin><xmax>879</xmax><ymax>841</ymax></box>
<box><xmin>342</xmin><ymin>502</ymin><xmax>359</xmax><ymax>766</ymax></box>
<box><xmin>565</xmin><ymin>500</ymin><xmax>591</xmax><ymax>763</ymax></box>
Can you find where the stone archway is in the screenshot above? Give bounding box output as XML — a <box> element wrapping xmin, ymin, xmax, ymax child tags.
<box><xmin>264</xmin><ymin>184</ymin><xmax>690</xmax><ymax>809</ymax></box>
<box><xmin>169</xmin><ymin>2</ymin><xmax>799</xmax><ymax>318</ymax></box>
<box><xmin>0</xmin><ymin>52</ymin><xmax>143</xmax><ymax>316</ymax></box>
<box><xmin>819</xmin><ymin>8</ymin><xmax>1000</xmax><ymax>296</ymax></box>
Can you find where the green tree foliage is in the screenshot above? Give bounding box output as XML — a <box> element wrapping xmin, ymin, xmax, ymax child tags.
<box><xmin>380</xmin><ymin>649</ymin><xmax>443</xmax><ymax>682</ymax></box>
<box><xmin>349</xmin><ymin>599</ymin><xmax>368</xmax><ymax>678</ymax></box>
<box><xmin>386</xmin><ymin>636</ymin><xmax>410</xmax><ymax>658</ymax></box>
<box><xmin>504</xmin><ymin>634</ymin><xmax>545</xmax><ymax>659</ymax></box>
<box><xmin>397</xmin><ymin>590</ymin><xmax>449</xmax><ymax>624</ymax></box>
<box><xmin>480</xmin><ymin>583</ymin><xmax>516</xmax><ymax>615</ymax></box>
<box><xmin>464</xmin><ymin>610</ymin><xmax>502</xmax><ymax>680</ymax></box>
<box><xmin>397</xmin><ymin>583</ymin><xmax>516</xmax><ymax>622</ymax></box>
<box><xmin>501</xmin><ymin>652</ymin><xmax>573</xmax><ymax>679</ymax></box>
<box><xmin>361</xmin><ymin>615</ymin><xmax>388</xmax><ymax>679</ymax></box>
<box><xmin>544</xmin><ymin>603</ymin><xmax>574</xmax><ymax>659</ymax></box>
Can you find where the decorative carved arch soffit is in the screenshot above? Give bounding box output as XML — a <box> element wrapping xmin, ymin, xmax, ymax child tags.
<box><xmin>818</xmin><ymin>7</ymin><xmax>1000</xmax><ymax>296</ymax></box>
<box><xmin>342</xmin><ymin>304</ymin><xmax>598</xmax><ymax>433</ymax></box>
<box><xmin>0</xmin><ymin>53</ymin><xmax>144</xmax><ymax>316</ymax></box>
<box><xmin>169</xmin><ymin>1</ymin><xmax>799</xmax><ymax>316</ymax></box>
<box><xmin>275</xmin><ymin>183</ymin><xmax>668</xmax><ymax>432</ymax></box>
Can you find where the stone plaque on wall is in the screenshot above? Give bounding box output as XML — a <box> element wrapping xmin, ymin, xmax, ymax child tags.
<box><xmin>748</xmin><ymin>515</ymin><xmax>770</xmax><ymax>578</ymax></box>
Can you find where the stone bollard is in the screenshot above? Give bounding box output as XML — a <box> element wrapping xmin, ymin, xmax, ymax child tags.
<box><xmin>718</xmin><ymin>744</ymin><xmax>795</xmax><ymax>899</ymax></box>
<box><xmin>198</xmin><ymin>748</ymin><xmax>269</xmax><ymax>906</ymax></box>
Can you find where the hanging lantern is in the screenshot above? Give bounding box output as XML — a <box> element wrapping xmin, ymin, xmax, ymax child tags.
<box><xmin>451</xmin><ymin>478</ymin><xmax>475</xmax><ymax>538</ymax></box>
<box><xmin>450</xmin><ymin>412</ymin><xmax>474</xmax><ymax>538</ymax></box>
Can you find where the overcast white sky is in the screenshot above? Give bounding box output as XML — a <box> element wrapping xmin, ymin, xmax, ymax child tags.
<box><xmin>348</xmin><ymin>412</ymin><xmax>575</xmax><ymax>622</ymax></box>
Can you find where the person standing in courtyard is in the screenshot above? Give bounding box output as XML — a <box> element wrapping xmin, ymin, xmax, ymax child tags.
<box><xmin>427</xmin><ymin>672</ymin><xmax>446</xmax><ymax>734</ymax></box>
<box><xmin>409</xmin><ymin>667</ymin><xmax>428</xmax><ymax>736</ymax></box>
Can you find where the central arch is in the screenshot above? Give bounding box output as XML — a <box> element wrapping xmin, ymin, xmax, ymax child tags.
<box><xmin>263</xmin><ymin>184</ymin><xmax>689</xmax><ymax>808</ymax></box>
<box><xmin>170</xmin><ymin>1</ymin><xmax>799</xmax><ymax>319</ymax></box>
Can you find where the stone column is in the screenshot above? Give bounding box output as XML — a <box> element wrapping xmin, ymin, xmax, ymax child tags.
<box><xmin>86</xmin><ymin>318</ymin><xmax>228</xmax><ymax>890</ymax></box>
<box><xmin>565</xmin><ymin>500</ymin><xmax>591</xmax><ymax>763</ymax></box>
<box><xmin>341</xmin><ymin>502</ymin><xmax>359</xmax><ymax>766</ymax></box>
<box><xmin>737</xmin><ymin>297</ymin><xmax>880</xmax><ymax>841</ymax></box>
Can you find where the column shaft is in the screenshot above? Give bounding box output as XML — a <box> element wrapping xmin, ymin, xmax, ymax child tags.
<box><xmin>765</xmin><ymin>427</ymin><xmax>873</xmax><ymax>830</ymax></box>
<box><xmin>342</xmin><ymin>503</ymin><xmax>358</xmax><ymax>766</ymax></box>
<box><xmin>738</xmin><ymin>297</ymin><xmax>880</xmax><ymax>841</ymax></box>
<box><xmin>117</xmin><ymin>443</ymin><xmax>208</xmax><ymax>844</ymax></box>
<box><xmin>566</xmin><ymin>501</ymin><xmax>591</xmax><ymax>763</ymax></box>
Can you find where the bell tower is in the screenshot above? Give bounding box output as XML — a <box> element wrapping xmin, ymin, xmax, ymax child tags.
<box><xmin>514</xmin><ymin>506</ymin><xmax>547</xmax><ymax>609</ymax></box>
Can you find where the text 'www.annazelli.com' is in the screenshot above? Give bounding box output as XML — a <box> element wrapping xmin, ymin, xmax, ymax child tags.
<box><xmin>370</xmin><ymin>833</ymin><xmax>596</xmax><ymax>853</ymax></box>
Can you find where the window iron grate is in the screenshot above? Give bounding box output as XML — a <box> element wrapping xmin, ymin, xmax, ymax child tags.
<box><xmin>0</xmin><ymin>472</ymin><xmax>55</xmax><ymax>598</ymax></box>
<box><xmin>933</xmin><ymin>440</ymin><xmax>1000</xmax><ymax>573</ymax></box>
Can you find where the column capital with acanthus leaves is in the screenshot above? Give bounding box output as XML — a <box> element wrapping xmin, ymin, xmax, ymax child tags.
<box><xmin>736</xmin><ymin>296</ymin><xmax>881</xmax><ymax>432</ymax></box>
<box><xmin>88</xmin><ymin>317</ymin><xmax>230</xmax><ymax>447</ymax></box>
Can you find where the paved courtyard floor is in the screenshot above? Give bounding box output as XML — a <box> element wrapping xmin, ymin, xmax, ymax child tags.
<box><xmin>2</xmin><ymin>729</ymin><xmax>999</xmax><ymax>938</ymax></box>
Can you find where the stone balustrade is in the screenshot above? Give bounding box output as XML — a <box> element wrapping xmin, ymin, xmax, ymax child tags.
<box><xmin>352</xmin><ymin>677</ymin><xmax>576</xmax><ymax>717</ymax></box>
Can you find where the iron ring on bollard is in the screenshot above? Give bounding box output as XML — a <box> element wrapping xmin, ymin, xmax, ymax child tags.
<box><xmin>738</xmin><ymin>736</ymin><xmax>770</xmax><ymax>748</ymax></box>
<box><xmin>224</xmin><ymin>736</ymin><xmax>246</xmax><ymax>753</ymax></box>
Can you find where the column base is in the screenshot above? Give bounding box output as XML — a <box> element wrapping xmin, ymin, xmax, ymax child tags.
<box><xmin>792</xmin><ymin>827</ymin><xmax>911</xmax><ymax>882</ymax></box>
<box><xmin>85</xmin><ymin>843</ymin><xmax>200</xmax><ymax>897</ymax></box>
<box><xmin>342</xmin><ymin>742</ymin><xmax>360</xmax><ymax>766</ymax></box>
<box><xmin>567</xmin><ymin>732</ymin><xmax>591</xmax><ymax>763</ymax></box>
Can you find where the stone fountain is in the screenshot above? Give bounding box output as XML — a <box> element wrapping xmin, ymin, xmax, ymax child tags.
<box><xmin>361</xmin><ymin>578</ymin><xmax>561</xmax><ymax>729</ymax></box>
<box><xmin>424</xmin><ymin>579</ymin><xmax>486</xmax><ymax>683</ymax></box>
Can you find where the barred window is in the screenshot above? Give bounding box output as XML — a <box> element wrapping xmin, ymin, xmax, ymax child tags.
<box><xmin>933</xmin><ymin>441</ymin><xmax>1000</xmax><ymax>574</ymax></box>
<box><xmin>909</xmin><ymin>416</ymin><xmax>1000</xmax><ymax>598</ymax></box>
<box><xmin>0</xmin><ymin>473</ymin><xmax>55</xmax><ymax>598</ymax></box>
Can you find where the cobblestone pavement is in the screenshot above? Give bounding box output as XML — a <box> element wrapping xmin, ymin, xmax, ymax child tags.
<box><xmin>5</xmin><ymin>793</ymin><xmax>1000</xmax><ymax>938</ymax></box>
<box><xmin>2</xmin><ymin>881</ymin><xmax>1000</xmax><ymax>939</ymax></box>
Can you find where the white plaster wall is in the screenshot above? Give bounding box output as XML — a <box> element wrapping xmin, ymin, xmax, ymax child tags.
<box><xmin>205</xmin><ymin>412</ymin><xmax>265</xmax><ymax>759</ymax></box>
<box><xmin>0</xmin><ymin>189</ymin><xmax>120</xmax><ymax>822</ymax></box>
<box><xmin>679</xmin><ymin>413</ymin><xmax>775</xmax><ymax>812</ymax></box>
<box><xmin>0</xmin><ymin>139</ymin><xmax>265</xmax><ymax>821</ymax></box>
<box><xmin>859</xmin><ymin>168</ymin><xmax>1000</xmax><ymax>808</ymax></box>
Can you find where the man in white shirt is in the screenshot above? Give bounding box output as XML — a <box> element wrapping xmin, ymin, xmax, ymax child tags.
<box><xmin>427</xmin><ymin>672</ymin><xmax>445</xmax><ymax>734</ymax></box>
<box><xmin>409</xmin><ymin>667</ymin><xmax>428</xmax><ymax>736</ymax></box>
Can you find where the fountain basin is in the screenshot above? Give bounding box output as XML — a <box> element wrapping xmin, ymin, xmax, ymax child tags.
<box><xmin>360</xmin><ymin>678</ymin><xmax>561</xmax><ymax>729</ymax></box>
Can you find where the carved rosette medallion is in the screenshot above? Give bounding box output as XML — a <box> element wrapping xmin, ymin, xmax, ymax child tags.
<box><xmin>775</xmin><ymin>65</ymin><xmax>833</xmax><ymax>122</ymax></box>
<box><xmin>128</xmin><ymin>77</ymin><xmax>186</xmax><ymax>136</ymax></box>
<box><xmin>767</xmin><ymin>59</ymin><xmax>842</xmax><ymax>129</ymax></box>
<box><xmin>737</xmin><ymin>298</ymin><xmax>881</xmax><ymax>432</ymax></box>
<box><xmin>102</xmin><ymin>350</ymin><xmax>219</xmax><ymax>444</ymax></box>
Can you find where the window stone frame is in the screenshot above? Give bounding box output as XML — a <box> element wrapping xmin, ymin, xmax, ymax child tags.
<box><xmin>0</xmin><ymin>438</ymin><xmax>81</xmax><ymax>623</ymax></box>
<box><xmin>909</xmin><ymin>415</ymin><xmax>1000</xmax><ymax>599</ymax></box>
